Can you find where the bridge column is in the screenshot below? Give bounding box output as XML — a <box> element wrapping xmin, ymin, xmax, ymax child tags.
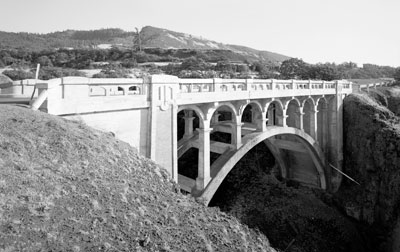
<box><xmin>299</xmin><ymin>111</ymin><xmax>305</xmax><ymax>130</ymax></box>
<box><xmin>195</xmin><ymin>125</ymin><xmax>213</xmax><ymax>191</ymax></box>
<box><xmin>230</xmin><ymin>122</ymin><xmax>243</xmax><ymax>149</ymax></box>
<box><xmin>320</xmin><ymin>107</ymin><xmax>328</xmax><ymax>152</ymax></box>
<box><xmin>257</xmin><ymin>111</ymin><xmax>268</xmax><ymax>132</ymax></box>
<box><xmin>183</xmin><ymin>110</ymin><xmax>195</xmax><ymax>139</ymax></box>
<box><xmin>309</xmin><ymin>107</ymin><xmax>318</xmax><ymax>140</ymax></box>
<box><xmin>281</xmin><ymin>108</ymin><xmax>288</xmax><ymax>127</ymax></box>
<box><xmin>267</xmin><ymin>109</ymin><xmax>274</xmax><ymax>126</ymax></box>
<box><xmin>211</xmin><ymin>112</ymin><xmax>220</xmax><ymax>125</ymax></box>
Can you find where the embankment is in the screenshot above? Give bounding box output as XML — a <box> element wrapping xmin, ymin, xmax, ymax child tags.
<box><xmin>0</xmin><ymin>105</ymin><xmax>275</xmax><ymax>251</ymax></box>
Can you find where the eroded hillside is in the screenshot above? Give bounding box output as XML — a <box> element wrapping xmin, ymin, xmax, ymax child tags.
<box><xmin>0</xmin><ymin>105</ymin><xmax>275</xmax><ymax>251</ymax></box>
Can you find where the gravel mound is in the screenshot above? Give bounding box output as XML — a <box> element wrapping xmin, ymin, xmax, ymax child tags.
<box><xmin>0</xmin><ymin>105</ymin><xmax>275</xmax><ymax>252</ymax></box>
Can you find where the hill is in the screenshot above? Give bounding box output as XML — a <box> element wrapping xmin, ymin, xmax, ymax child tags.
<box><xmin>0</xmin><ymin>105</ymin><xmax>275</xmax><ymax>251</ymax></box>
<box><xmin>139</xmin><ymin>26</ymin><xmax>289</xmax><ymax>63</ymax></box>
<box><xmin>0</xmin><ymin>26</ymin><xmax>290</xmax><ymax>63</ymax></box>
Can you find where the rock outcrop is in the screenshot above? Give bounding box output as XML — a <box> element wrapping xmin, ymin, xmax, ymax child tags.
<box><xmin>340</xmin><ymin>89</ymin><xmax>400</xmax><ymax>251</ymax></box>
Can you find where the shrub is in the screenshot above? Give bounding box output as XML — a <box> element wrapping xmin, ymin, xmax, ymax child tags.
<box><xmin>2</xmin><ymin>69</ymin><xmax>34</xmax><ymax>80</ymax></box>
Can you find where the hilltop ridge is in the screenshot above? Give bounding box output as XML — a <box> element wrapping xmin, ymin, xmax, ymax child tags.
<box><xmin>0</xmin><ymin>26</ymin><xmax>290</xmax><ymax>63</ymax></box>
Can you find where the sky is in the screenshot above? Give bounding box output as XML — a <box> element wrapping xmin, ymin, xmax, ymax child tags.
<box><xmin>0</xmin><ymin>0</ymin><xmax>399</xmax><ymax>67</ymax></box>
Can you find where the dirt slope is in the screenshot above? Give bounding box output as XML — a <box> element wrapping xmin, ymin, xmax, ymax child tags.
<box><xmin>0</xmin><ymin>105</ymin><xmax>275</xmax><ymax>252</ymax></box>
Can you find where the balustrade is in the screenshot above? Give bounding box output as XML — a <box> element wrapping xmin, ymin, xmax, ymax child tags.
<box><xmin>177</xmin><ymin>78</ymin><xmax>349</xmax><ymax>94</ymax></box>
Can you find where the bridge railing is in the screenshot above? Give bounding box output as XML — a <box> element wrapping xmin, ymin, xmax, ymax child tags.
<box><xmin>3</xmin><ymin>75</ymin><xmax>353</xmax><ymax>112</ymax></box>
<box><xmin>176</xmin><ymin>78</ymin><xmax>352</xmax><ymax>105</ymax></box>
<box><xmin>178</xmin><ymin>78</ymin><xmax>349</xmax><ymax>93</ymax></box>
<box><xmin>0</xmin><ymin>79</ymin><xmax>38</xmax><ymax>97</ymax></box>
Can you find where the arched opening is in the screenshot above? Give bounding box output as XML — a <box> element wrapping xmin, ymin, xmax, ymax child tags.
<box><xmin>200</xmin><ymin>127</ymin><xmax>327</xmax><ymax>205</ymax></box>
<box><xmin>241</xmin><ymin>103</ymin><xmax>263</xmax><ymax>133</ymax></box>
<box><xmin>286</xmin><ymin>99</ymin><xmax>301</xmax><ymax>128</ymax></box>
<box><xmin>176</xmin><ymin>107</ymin><xmax>203</xmax><ymax>193</ymax></box>
<box><xmin>207</xmin><ymin>130</ymin><xmax>362</xmax><ymax>251</ymax></box>
<box><xmin>242</xmin><ymin>105</ymin><xmax>252</xmax><ymax>123</ymax></box>
<box><xmin>177</xmin><ymin>109</ymin><xmax>200</xmax><ymax>142</ymax></box>
<box><xmin>209</xmin><ymin>140</ymin><xmax>278</xmax><ymax>208</ymax></box>
<box><xmin>209</xmin><ymin>104</ymin><xmax>238</xmax><ymax>145</ymax></box>
<box><xmin>266</xmin><ymin>101</ymin><xmax>283</xmax><ymax>126</ymax></box>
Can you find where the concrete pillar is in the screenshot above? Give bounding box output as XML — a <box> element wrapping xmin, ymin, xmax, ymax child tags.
<box><xmin>299</xmin><ymin>111</ymin><xmax>304</xmax><ymax>130</ymax></box>
<box><xmin>267</xmin><ymin>109</ymin><xmax>274</xmax><ymax>126</ymax></box>
<box><xmin>251</xmin><ymin>108</ymin><xmax>257</xmax><ymax>124</ymax></box>
<box><xmin>321</xmin><ymin>107</ymin><xmax>328</xmax><ymax>152</ymax></box>
<box><xmin>310</xmin><ymin>108</ymin><xmax>318</xmax><ymax>140</ymax></box>
<box><xmin>282</xmin><ymin>109</ymin><xmax>288</xmax><ymax>127</ymax></box>
<box><xmin>230</xmin><ymin>122</ymin><xmax>243</xmax><ymax>149</ymax></box>
<box><xmin>195</xmin><ymin>126</ymin><xmax>213</xmax><ymax>191</ymax></box>
<box><xmin>257</xmin><ymin>111</ymin><xmax>268</xmax><ymax>131</ymax></box>
<box><xmin>211</xmin><ymin>112</ymin><xmax>220</xmax><ymax>125</ymax></box>
<box><xmin>183</xmin><ymin>110</ymin><xmax>195</xmax><ymax>139</ymax></box>
<box><xmin>148</xmin><ymin>75</ymin><xmax>180</xmax><ymax>182</ymax></box>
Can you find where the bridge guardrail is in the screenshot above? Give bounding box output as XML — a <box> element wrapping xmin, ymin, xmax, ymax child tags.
<box><xmin>178</xmin><ymin>78</ymin><xmax>350</xmax><ymax>94</ymax></box>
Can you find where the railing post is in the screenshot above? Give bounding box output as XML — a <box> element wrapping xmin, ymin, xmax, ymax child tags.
<box><xmin>213</xmin><ymin>78</ymin><xmax>222</xmax><ymax>92</ymax></box>
<box><xmin>246</xmin><ymin>78</ymin><xmax>253</xmax><ymax>91</ymax></box>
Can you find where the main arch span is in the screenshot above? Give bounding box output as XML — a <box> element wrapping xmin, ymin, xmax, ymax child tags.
<box><xmin>197</xmin><ymin>126</ymin><xmax>327</xmax><ymax>205</ymax></box>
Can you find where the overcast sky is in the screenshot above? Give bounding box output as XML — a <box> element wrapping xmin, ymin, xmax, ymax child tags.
<box><xmin>1</xmin><ymin>0</ymin><xmax>399</xmax><ymax>67</ymax></box>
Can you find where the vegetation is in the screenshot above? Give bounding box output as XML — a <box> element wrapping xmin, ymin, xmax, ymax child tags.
<box><xmin>394</xmin><ymin>67</ymin><xmax>400</xmax><ymax>83</ymax></box>
<box><xmin>1</xmin><ymin>46</ymin><xmax>397</xmax><ymax>81</ymax></box>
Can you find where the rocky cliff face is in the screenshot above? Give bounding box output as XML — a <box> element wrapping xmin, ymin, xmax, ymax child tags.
<box><xmin>340</xmin><ymin>88</ymin><xmax>400</xmax><ymax>251</ymax></box>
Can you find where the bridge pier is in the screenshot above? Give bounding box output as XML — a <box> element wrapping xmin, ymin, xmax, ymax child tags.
<box><xmin>183</xmin><ymin>110</ymin><xmax>195</xmax><ymax>139</ymax></box>
<box><xmin>298</xmin><ymin>111</ymin><xmax>305</xmax><ymax>130</ymax></box>
<box><xmin>309</xmin><ymin>108</ymin><xmax>318</xmax><ymax>140</ymax></box>
<box><xmin>195</xmin><ymin>126</ymin><xmax>212</xmax><ymax>192</ymax></box>
<box><xmin>230</xmin><ymin>122</ymin><xmax>243</xmax><ymax>149</ymax></box>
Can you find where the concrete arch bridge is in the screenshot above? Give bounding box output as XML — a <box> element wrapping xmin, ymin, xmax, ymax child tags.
<box><xmin>2</xmin><ymin>75</ymin><xmax>352</xmax><ymax>204</ymax></box>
